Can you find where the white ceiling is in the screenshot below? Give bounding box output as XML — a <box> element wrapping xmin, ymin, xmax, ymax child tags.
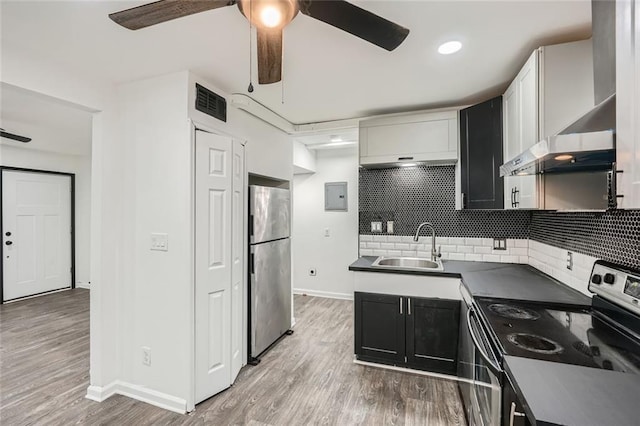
<box><xmin>0</xmin><ymin>1</ymin><xmax>591</xmax><ymax>125</ymax></box>
<box><xmin>0</xmin><ymin>84</ymin><xmax>93</xmax><ymax>156</ymax></box>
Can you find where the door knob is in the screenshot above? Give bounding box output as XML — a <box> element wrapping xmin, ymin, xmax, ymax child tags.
<box><xmin>5</xmin><ymin>241</ymin><xmax>12</xmax><ymax>246</ymax></box>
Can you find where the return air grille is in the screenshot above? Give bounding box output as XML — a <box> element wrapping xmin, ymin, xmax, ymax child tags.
<box><xmin>195</xmin><ymin>83</ymin><xmax>226</xmax><ymax>122</ymax></box>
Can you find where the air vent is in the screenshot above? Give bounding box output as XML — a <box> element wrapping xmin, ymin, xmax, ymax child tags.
<box><xmin>195</xmin><ymin>83</ymin><xmax>227</xmax><ymax>122</ymax></box>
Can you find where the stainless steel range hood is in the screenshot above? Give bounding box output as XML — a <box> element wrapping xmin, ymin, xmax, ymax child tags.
<box><xmin>500</xmin><ymin>0</ymin><xmax>616</xmax><ymax>177</ymax></box>
<box><xmin>499</xmin><ymin>94</ymin><xmax>615</xmax><ymax>177</ymax></box>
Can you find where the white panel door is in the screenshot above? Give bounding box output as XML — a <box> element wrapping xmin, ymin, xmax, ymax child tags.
<box><xmin>230</xmin><ymin>140</ymin><xmax>245</xmax><ymax>382</ymax></box>
<box><xmin>195</xmin><ymin>131</ymin><xmax>233</xmax><ymax>404</ymax></box>
<box><xmin>2</xmin><ymin>170</ymin><xmax>72</xmax><ymax>301</ymax></box>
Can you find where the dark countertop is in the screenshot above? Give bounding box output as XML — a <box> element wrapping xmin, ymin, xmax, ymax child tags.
<box><xmin>504</xmin><ymin>356</ymin><xmax>640</xmax><ymax>426</ymax></box>
<box><xmin>349</xmin><ymin>256</ymin><xmax>590</xmax><ymax>306</ymax></box>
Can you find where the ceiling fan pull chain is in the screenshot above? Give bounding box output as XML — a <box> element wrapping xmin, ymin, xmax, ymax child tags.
<box><xmin>247</xmin><ymin>0</ymin><xmax>254</xmax><ymax>93</ymax></box>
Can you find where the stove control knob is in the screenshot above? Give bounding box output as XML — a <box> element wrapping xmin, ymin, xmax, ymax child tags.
<box><xmin>591</xmin><ymin>274</ymin><xmax>602</xmax><ymax>285</ymax></box>
<box><xmin>604</xmin><ymin>273</ymin><xmax>616</xmax><ymax>285</ymax></box>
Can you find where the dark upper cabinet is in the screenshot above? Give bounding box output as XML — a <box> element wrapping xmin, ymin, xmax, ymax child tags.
<box><xmin>460</xmin><ymin>96</ymin><xmax>504</xmax><ymax>209</ymax></box>
<box><xmin>355</xmin><ymin>292</ymin><xmax>460</xmax><ymax>374</ymax></box>
<box><xmin>406</xmin><ymin>297</ymin><xmax>460</xmax><ymax>375</ymax></box>
<box><xmin>354</xmin><ymin>292</ymin><xmax>405</xmax><ymax>364</ymax></box>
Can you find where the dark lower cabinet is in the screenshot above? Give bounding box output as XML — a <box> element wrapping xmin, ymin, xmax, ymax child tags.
<box><xmin>406</xmin><ymin>298</ymin><xmax>460</xmax><ymax>374</ymax></box>
<box><xmin>503</xmin><ymin>375</ymin><xmax>532</xmax><ymax>426</ymax></box>
<box><xmin>354</xmin><ymin>292</ymin><xmax>405</xmax><ymax>364</ymax></box>
<box><xmin>355</xmin><ymin>292</ymin><xmax>460</xmax><ymax>375</ymax></box>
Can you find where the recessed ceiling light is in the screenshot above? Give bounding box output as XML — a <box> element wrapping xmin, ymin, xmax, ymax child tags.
<box><xmin>399</xmin><ymin>163</ymin><xmax>417</xmax><ymax>167</ymax></box>
<box><xmin>330</xmin><ymin>135</ymin><xmax>343</xmax><ymax>143</ymax></box>
<box><xmin>438</xmin><ymin>41</ymin><xmax>462</xmax><ymax>55</ymax></box>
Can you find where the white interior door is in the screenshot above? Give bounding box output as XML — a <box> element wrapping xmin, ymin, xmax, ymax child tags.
<box><xmin>2</xmin><ymin>170</ymin><xmax>72</xmax><ymax>302</ymax></box>
<box><xmin>230</xmin><ymin>140</ymin><xmax>245</xmax><ymax>382</ymax></box>
<box><xmin>195</xmin><ymin>130</ymin><xmax>233</xmax><ymax>404</ymax></box>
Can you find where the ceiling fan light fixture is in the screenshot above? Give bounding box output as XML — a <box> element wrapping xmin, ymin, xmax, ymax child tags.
<box><xmin>239</xmin><ymin>0</ymin><xmax>299</xmax><ymax>30</ymax></box>
<box><xmin>260</xmin><ymin>5</ymin><xmax>282</xmax><ymax>28</ymax></box>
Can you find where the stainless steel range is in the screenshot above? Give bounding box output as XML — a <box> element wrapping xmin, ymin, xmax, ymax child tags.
<box><xmin>459</xmin><ymin>260</ymin><xmax>640</xmax><ymax>426</ymax></box>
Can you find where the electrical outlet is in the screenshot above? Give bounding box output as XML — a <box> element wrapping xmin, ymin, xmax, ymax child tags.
<box><xmin>493</xmin><ymin>238</ymin><xmax>507</xmax><ymax>251</ymax></box>
<box><xmin>142</xmin><ymin>347</ymin><xmax>151</xmax><ymax>366</ymax></box>
<box><xmin>150</xmin><ymin>233</ymin><xmax>168</xmax><ymax>251</ymax></box>
<box><xmin>309</xmin><ymin>268</ymin><xmax>316</xmax><ymax>276</ymax></box>
<box><xmin>371</xmin><ymin>221</ymin><xmax>382</xmax><ymax>233</ymax></box>
<box><xmin>567</xmin><ymin>251</ymin><xmax>573</xmax><ymax>270</ymax></box>
<box><xmin>387</xmin><ymin>221</ymin><xmax>394</xmax><ymax>234</ymax></box>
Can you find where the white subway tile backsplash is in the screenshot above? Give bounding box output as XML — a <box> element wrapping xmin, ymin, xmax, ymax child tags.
<box><xmin>457</xmin><ymin>246</ymin><xmax>474</xmax><ymax>254</ymax></box>
<box><xmin>515</xmin><ymin>239</ymin><xmax>529</xmax><ymax>248</ymax></box>
<box><xmin>448</xmin><ymin>237</ymin><xmax>466</xmax><ymax>245</ymax></box>
<box><xmin>366</xmin><ymin>242</ymin><xmax>380</xmax><ymax>249</ymax></box>
<box><xmin>449</xmin><ymin>253</ymin><xmax>466</xmax><ymax>261</ymax></box>
<box><xmin>395</xmin><ymin>243</ymin><xmax>410</xmax><ymax>250</ymax></box>
<box><xmin>360</xmin><ymin>235</ymin><xmax>373</xmax><ymax>242</ymax></box>
<box><xmin>465</xmin><ymin>253</ymin><xmax>483</xmax><ymax>261</ymax></box>
<box><xmin>519</xmin><ymin>256</ymin><xmax>529</xmax><ymax>264</ymax></box>
<box><xmin>474</xmin><ymin>246</ymin><xmax>492</xmax><ymax>254</ymax></box>
<box><xmin>380</xmin><ymin>243</ymin><xmax>395</xmax><ymax>250</ymax></box>
<box><xmin>465</xmin><ymin>238</ymin><xmax>483</xmax><ymax>246</ymax></box>
<box><xmin>442</xmin><ymin>245</ymin><xmax>457</xmax><ymax>252</ymax></box>
<box><xmin>360</xmin><ymin>249</ymin><xmax>374</xmax><ymax>256</ymax></box>
<box><xmin>402</xmin><ymin>250</ymin><xmax>417</xmax><ymax>257</ymax></box>
<box><xmin>387</xmin><ymin>250</ymin><xmax>402</xmax><ymax>256</ymax></box>
<box><xmin>482</xmin><ymin>254</ymin><xmax>501</xmax><ymax>262</ymax></box>
<box><xmin>500</xmin><ymin>255</ymin><xmax>519</xmax><ymax>263</ymax></box>
<box><xmin>510</xmin><ymin>247</ymin><xmax>528</xmax><ymax>256</ymax></box>
<box><xmin>436</xmin><ymin>237</ymin><xmax>449</xmax><ymax>245</ymax></box>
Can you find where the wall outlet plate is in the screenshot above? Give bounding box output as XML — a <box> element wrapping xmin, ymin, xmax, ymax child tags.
<box><xmin>371</xmin><ymin>221</ymin><xmax>382</xmax><ymax>233</ymax></box>
<box><xmin>142</xmin><ymin>346</ymin><xmax>151</xmax><ymax>366</ymax></box>
<box><xmin>387</xmin><ymin>221</ymin><xmax>394</xmax><ymax>234</ymax></box>
<box><xmin>150</xmin><ymin>233</ymin><xmax>168</xmax><ymax>251</ymax></box>
<box><xmin>493</xmin><ymin>238</ymin><xmax>507</xmax><ymax>251</ymax></box>
<box><xmin>567</xmin><ymin>251</ymin><xmax>573</xmax><ymax>270</ymax></box>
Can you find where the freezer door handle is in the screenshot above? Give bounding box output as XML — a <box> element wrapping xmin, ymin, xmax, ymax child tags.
<box><xmin>250</xmin><ymin>253</ymin><xmax>255</xmax><ymax>274</ymax></box>
<box><xmin>249</xmin><ymin>214</ymin><xmax>254</xmax><ymax>237</ymax></box>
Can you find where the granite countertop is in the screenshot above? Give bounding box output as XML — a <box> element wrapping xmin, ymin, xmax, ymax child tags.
<box><xmin>349</xmin><ymin>256</ymin><xmax>591</xmax><ymax>306</ymax></box>
<box><xmin>504</xmin><ymin>356</ymin><xmax>640</xmax><ymax>426</ymax></box>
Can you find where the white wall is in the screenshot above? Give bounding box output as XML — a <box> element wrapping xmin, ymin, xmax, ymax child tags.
<box><xmin>1</xmin><ymin>145</ymin><xmax>92</xmax><ymax>286</ymax></box>
<box><xmin>292</xmin><ymin>147</ymin><xmax>359</xmax><ymax>300</ymax></box>
<box><xmin>293</xmin><ymin>141</ymin><xmax>317</xmax><ymax>174</ymax></box>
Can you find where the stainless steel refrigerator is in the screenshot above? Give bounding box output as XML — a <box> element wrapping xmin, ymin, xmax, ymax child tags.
<box><xmin>249</xmin><ymin>185</ymin><xmax>291</xmax><ymax>361</ymax></box>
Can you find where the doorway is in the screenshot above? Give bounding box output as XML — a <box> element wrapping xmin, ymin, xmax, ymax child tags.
<box><xmin>1</xmin><ymin>167</ymin><xmax>75</xmax><ymax>302</ymax></box>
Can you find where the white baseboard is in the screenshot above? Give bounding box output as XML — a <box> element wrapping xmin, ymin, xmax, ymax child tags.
<box><xmin>85</xmin><ymin>381</ymin><xmax>119</xmax><ymax>402</ymax></box>
<box><xmin>85</xmin><ymin>381</ymin><xmax>187</xmax><ymax>414</ymax></box>
<box><xmin>76</xmin><ymin>282</ymin><xmax>91</xmax><ymax>289</ymax></box>
<box><xmin>293</xmin><ymin>288</ymin><xmax>353</xmax><ymax>301</ymax></box>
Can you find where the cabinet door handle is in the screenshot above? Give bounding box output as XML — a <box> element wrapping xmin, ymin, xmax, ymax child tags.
<box><xmin>399</xmin><ymin>297</ymin><xmax>403</xmax><ymax>314</ymax></box>
<box><xmin>509</xmin><ymin>402</ymin><xmax>526</xmax><ymax>426</ymax></box>
<box><xmin>408</xmin><ymin>298</ymin><xmax>411</xmax><ymax>315</ymax></box>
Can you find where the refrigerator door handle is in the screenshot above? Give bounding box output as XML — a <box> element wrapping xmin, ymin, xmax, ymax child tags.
<box><xmin>250</xmin><ymin>253</ymin><xmax>255</xmax><ymax>274</ymax></box>
<box><xmin>249</xmin><ymin>214</ymin><xmax>254</xmax><ymax>237</ymax></box>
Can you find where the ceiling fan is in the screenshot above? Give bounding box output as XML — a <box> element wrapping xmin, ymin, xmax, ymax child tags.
<box><xmin>109</xmin><ymin>0</ymin><xmax>410</xmax><ymax>84</ymax></box>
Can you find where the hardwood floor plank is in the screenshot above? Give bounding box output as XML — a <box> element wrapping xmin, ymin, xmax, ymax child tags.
<box><xmin>0</xmin><ymin>290</ymin><xmax>466</xmax><ymax>425</ymax></box>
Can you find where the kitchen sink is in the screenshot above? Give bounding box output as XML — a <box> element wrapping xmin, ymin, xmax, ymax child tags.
<box><xmin>371</xmin><ymin>256</ymin><xmax>444</xmax><ymax>271</ymax></box>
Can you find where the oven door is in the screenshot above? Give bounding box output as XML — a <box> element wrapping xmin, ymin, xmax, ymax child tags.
<box><xmin>466</xmin><ymin>298</ymin><xmax>502</xmax><ymax>425</ymax></box>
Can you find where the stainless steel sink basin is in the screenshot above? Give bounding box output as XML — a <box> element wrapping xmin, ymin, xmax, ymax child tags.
<box><xmin>371</xmin><ymin>256</ymin><xmax>444</xmax><ymax>271</ymax></box>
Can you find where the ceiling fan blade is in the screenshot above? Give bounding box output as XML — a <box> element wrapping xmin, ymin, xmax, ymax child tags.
<box><xmin>109</xmin><ymin>0</ymin><xmax>234</xmax><ymax>30</ymax></box>
<box><xmin>0</xmin><ymin>129</ymin><xmax>31</xmax><ymax>143</ymax></box>
<box><xmin>257</xmin><ymin>28</ymin><xmax>283</xmax><ymax>84</ymax></box>
<box><xmin>299</xmin><ymin>0</ymin><xmax>409</xmax><ymax>51</ymax></box>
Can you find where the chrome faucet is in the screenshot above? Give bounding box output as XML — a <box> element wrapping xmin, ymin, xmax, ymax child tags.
<box><xmin>414</xmin><ymin>222</ymin><xmax>441</xmax><ymax>262</ymax></box>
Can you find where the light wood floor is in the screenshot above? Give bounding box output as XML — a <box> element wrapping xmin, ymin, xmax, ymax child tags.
<box><xmin>0</xmin><ymin>289</ymin><xmax>466</xmax><ymax>425</ymax></box>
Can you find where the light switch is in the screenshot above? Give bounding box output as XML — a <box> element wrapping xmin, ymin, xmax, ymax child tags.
<box><xmin>387</xmin><ymin>221</ymin><xmax>394</xmax><ymax>234</ymax></box>
<box><xmin>324</xmin><ymin>228</ymin><xmax>330</xmax><ymax>237</ymax></box>
<box><xmin>151</xmin><ymin>233</ymin><xmax>168</xmax><ymax>251</ymax></box>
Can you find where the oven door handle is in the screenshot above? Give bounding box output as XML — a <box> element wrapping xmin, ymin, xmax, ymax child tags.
<box><xmin>467</xmin><ymin>306</ymin><xmax>502</xmax><ymax>375</ymax></box>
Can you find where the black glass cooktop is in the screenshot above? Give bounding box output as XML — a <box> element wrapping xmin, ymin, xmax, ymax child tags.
<box><xmin>476</xmin><ymin>299</ymin><xmax>640</xmax><ymax>374</ymax></box>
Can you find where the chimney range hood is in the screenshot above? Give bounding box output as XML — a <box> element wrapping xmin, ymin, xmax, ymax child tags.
<box><xmin>500</xmin><ymin>0</ymin><xmax>616</xmax><ymax>177</ymax></box>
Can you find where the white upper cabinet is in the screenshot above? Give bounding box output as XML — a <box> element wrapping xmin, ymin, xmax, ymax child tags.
<box><xmin>616</xmin><ymin>0</ymin><xmax>640</xmax><ymax>209</ymax></box>
<box><xmin>503</xmin><ymin>39</ymin><xmax>595</xmax><ymax>209</ymax></box>
<box><xmin>359</xmin><ymin>111</ymin><xmax>458</xmax><ymax>166</ymax></box>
